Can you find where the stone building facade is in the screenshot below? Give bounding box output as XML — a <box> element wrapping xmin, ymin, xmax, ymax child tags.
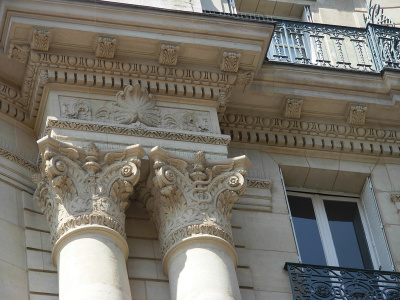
<box><xmin>1</xmin><ymin>0</ymin><xmax>400</xmax><ymax>299</ymax></box>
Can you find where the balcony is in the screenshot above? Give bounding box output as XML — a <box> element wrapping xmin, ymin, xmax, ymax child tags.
<box><xmin>267</xmin><ymin>20</ymin><xmax>400</xmax><ymax>73</ymax></box>
<box><xmin>285</xmin><ymin>262</ymin><xmax>400</xmax><ymax>300</ymax></box>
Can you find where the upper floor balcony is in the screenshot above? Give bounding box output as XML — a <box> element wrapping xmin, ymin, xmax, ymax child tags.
<box><xmin>285</xmin><ymin>262</ymin><xmax>400</xmax><ymax>300</ymax></box>
<box><xmin>266</xmin><ymin>20</ymin><xmax>400</xmax><ymax>73</ymax></box>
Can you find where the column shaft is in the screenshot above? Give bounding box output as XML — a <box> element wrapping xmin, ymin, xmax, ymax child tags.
<box><xmin>166</xmin><ymin>237</ymin><xmax>241</xmax><ymax>300</ymax></box>
<box><xmin>56</xmin><ymin>229</ymin><xmax>131</xmax><ymax>300</ymax></box>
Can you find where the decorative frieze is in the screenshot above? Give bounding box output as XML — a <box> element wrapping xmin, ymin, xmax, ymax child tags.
<box><xmin>8</xmin><ymin>44</ymin><xmax>30</xmax><ymax>63</ymax></box>
<box><xmin>33</xmin><ymin>136</ymin><xmax>144</xmax><ymax>246</ymax></box>
<box><xmin>348</xmin><ymin>104</ymin><xmax>367</xmax><ymax>125</ymax></box>
<box><xmin>158</xmin><ymin>44</ymin><xmax>179</xmax><ymax>66</ymax></box>
<box><xmin>95</xmin><ymin>37</ymin><xmax>117</xmax><ymax>59</ymax></box>
<box><xmin>59</xmin><ymin>85</ymin><xmax>213</xmax><ymax>133</ymax></box>
<box><xmin>220</xmin><ymin>52</ymin><xmax>241</xmax><ymax>72</ymax></box>
<box><xmin>283</xmin><ymin>99</ymin><xmax>303</xmax><ymax>119</ymax></box>
<box><xmin>0</xmin><ymin>147</ymin><xmax>38</xmax><ymax>173</ymax></box>
<box><xmin>220</xmin><ymin>113</ymin><xmax>399</xmax><ymax>143</ymax></box>
<box><xmin>31</xmin><ymin>29</ymin><xmax>51</xmax><ymax>51</ymax></box>
<box><xmin>146</xmin><ymin>147</ymin><xmax>251</xmax><ymax>258</ymax></box>
<box><xmin>220</xmin><ymin>113</ymin><xmax>400</xmax><ymax>156</ymax></box>
<box><xmin>44</xmin><ymin>118</ymin><xmax>230</xmax><ymax>146</ymax></box>
<box><xmin>97</xmin><ymin>84</ymin><xmax>161</xmax><ymax>126</ymax></box>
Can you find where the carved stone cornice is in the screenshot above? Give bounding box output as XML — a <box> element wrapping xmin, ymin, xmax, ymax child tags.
<box><xmin>220</xmin><ymin>113</ymin><xmax>400</xmax><ymax>157</ymax></box>
<box><xmin>32</xmin><ymin>136</ymin><xmax>145</xmax><ymax>246</ymax></box>
<box><xmin>146</xmin><ymin>147</ymin><xmax>251</xmax><ymax>259</ymax></box>
<box><xmin>10</xmin><ymin>50</ymin><xmax>237</xmax><ymax>125</ymax></box>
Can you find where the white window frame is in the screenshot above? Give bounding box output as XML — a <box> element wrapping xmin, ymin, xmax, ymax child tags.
<box><xmin>287</xmin><ymin>190</ymin><xmax>381</xmax><ymax>270</ymax></box>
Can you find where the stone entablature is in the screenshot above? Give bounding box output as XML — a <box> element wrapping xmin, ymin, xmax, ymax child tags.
<box><xmin>8</xmin><ymin>51</ymin><xmax>238</xmax><ymax>126</ymax></box>
<box><xmin>220</xmin><ymin>113</ymin><xmax>400</xmax><ymax>157</ymax></box>
<box><xmin>32</xmin><ymin>136</ymin><xmax>145</xmax><ymax>246</ymax></box>
<box><xmin>145</xmin><ymin>147</ymin><xmax>251</xmax><ymax>260</ymax></box>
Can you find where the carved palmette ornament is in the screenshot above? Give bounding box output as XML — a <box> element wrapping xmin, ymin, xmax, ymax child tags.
<box><xmin>95</xmin><ymin>84</ymin><xmax>161</xmax><ymax>126</ymax></box>
<box><xmin>33</xmin><ymin>136</ymin><xmax>145</xmax><ymax>246</ymax></box>
<box><xmin>147</xmin><ymin>147</ymin><xmax>251</xmax><ymax>258</ymax></box>
<box><xmin>348</xmin><ymin>104</ymin><xmax>367</xmax><ymax>125</ymax></box>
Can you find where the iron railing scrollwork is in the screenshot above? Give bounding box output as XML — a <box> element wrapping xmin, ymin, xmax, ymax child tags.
<box><xmin>267</xmin><ymin>21</ymin><xmax>400</xmax><ymax>73</ymax></box>
<box><xmin>285</xmin><ymin>262</ymin><xmax>400</xmax><ymax>300</ymax></box>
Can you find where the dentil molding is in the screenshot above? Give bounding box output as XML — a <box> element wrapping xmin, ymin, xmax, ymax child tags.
<box><xmin>145</xmin><ymin>147</ymin><xmax>251</xmax><ymax>259</ymax></box>
<box><xmin>32</xmin><ymin>136</ymin><xmax>145</xmax><ymax>246</ymax></box>
<box><xmin>220</xmin><ymin>113</ymin><xmax>400</xmax><ymax>157</ymax></box>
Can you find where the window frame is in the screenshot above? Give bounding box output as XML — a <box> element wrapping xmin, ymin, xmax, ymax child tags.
<box><xmin>286</xmin><ymin>190</ymin><xmax>380</xmax><ymax>270</ymax></box>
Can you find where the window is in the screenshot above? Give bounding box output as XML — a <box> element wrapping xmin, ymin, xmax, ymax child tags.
<box><xmin>284</xmin><ymin>177</ymin><xmax>394</xmax><ymax>271</ymax></box>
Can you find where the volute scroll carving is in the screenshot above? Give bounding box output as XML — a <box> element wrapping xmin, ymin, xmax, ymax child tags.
<box><xmin>146</xmin><ymin>147</ymin><xmax>251</xmax><ymax>259</ymax></box>
<box><xmin>33</xmin><ymin>136</ymin><xmax>145</xmax><ymax>246</ymax></box>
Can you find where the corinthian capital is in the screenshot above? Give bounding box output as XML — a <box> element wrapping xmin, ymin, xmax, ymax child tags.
<box><xmin>146</xmin><ymin>147</ymin><xmax>251</xmax><ymax>259</ymax></box>
<box><xmin>33</xmin><ymin>137</ymin><xmax>145</xmax><ymax>246</ymax></box>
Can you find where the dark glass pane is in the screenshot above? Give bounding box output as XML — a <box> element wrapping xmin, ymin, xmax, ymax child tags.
<box><xmin>324</xmin><ymin>200</ymin><xmax>373</xmax><ymax>269</ymax></box>
<box><xmin>288</xmin><ymin>196</ymin><xmax>326</xmax><ymax>265</ymax></box>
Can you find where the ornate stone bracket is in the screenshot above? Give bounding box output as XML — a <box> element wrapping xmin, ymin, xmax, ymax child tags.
<box><xmin>158</xmin><ymin>44</ymin><xmax>179</xmax><ymax>66</ymax></box>
<box><xmin>32</xmin><ymin>136</ymin><xmax>145</xmax><ymax>246</ymax></box>
<box><xmin>146</xmin><ymin>147</ymin><xmax>251</xmax><ymax>260</ymax></box>
<box><xmin>220</xmin><ymin>52</ymin><xmax>241</xmax><ymax>72</ymax></box>
<box><xmin>283</xmin><ymin>99</ymin><xmax>303</xmax><ymax>119</ymax></box>
<box><xmin>95</xmin><ymin>37</ymin><xmax>117</xmax><ymax>59</ymax></box>
<box><xmin>348</xmin><ymin>104</ymin><xmax>367</xmax><ymax>125</ymax></box>
<box><xmin>31</xmin><ymin>29</ymin><xmax>51</xmax><ymax>51</ymax></box>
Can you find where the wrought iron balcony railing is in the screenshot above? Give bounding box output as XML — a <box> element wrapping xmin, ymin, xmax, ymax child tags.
<box><xmin>285</xmin><ymin>262</ymin><xmax>400</xmax><ymax>300</ymax></box>
<box><xmin>267</xmin><ymin>21</ymin><xmax>400</xmax><ymax>73</ymax></box>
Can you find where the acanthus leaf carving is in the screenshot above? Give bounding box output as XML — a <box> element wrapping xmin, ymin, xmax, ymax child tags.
<box><xmin>220</xmin><ymin>52</ymin><xmax>241</xmax><ymax>73</ymax></box>
<box><xmin>147</xmin><ymin>147</ymin><xmax>251</xmax><ymax>258</ymax></box>
<box><xmin>33</xmin><ymin>136</ymin><xmax>145</xmax><ymax>246</ymax></box>
<box><xmin>95</xmin><ymin>84</ymin><xmax>161</xmax><ymax>127</ymax></box>
<box><xmin>95</xmin><ymin>37</ymin><xmax>117</xmax><ymax>59</ymax></box>
<box><xmin>158</xmin><ymin>44</ymin><xmax>179</xmax><ymax>66</ymax></box>
<box><xmin>8</xmin><ymin>44</ymin><xmax>30</xmax><ymax>63</ymax></box>
<box><xmin>31</xmin><ymin>29</ymin><xmax>51</xmax><ymax>52</ymax></box>
<box><xmin>62</xmin><ymin>101</ymin><xmax>92</xmax><ymax>120</ymax></box>
<box><xmin>284</xmin><ymin>99</ymin><xmax>303</xmax><ymax>119</ymax></box>
<box><xmin>348</xmin><ymin>104</ymin><xmax>367</xmax><ymax>125</ymax></box>
<box><xmin>234</xmin><ymin>71</ymin><xmax>254</xmax><ymax>86</ymax></box>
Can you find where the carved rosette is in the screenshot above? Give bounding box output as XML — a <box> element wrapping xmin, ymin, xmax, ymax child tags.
<box><xmin>147</xmin><ymin>147</ymin><xmax>251</xmax><ymax>258</ymax></box>
<box><xmin>33</xmin><ymin>136</ymin><xmax>145</xmax><ymax>246</ymax></box>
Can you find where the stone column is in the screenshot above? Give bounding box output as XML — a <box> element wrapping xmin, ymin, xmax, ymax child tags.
<box><xmin>146</xmin><ymin>147</ymin><xmax>251</xmax><ymax>300</ymax></box>
<box><xmin>33</xmin><ymin>136</ymin><xmax>145</xmax><ymax>300</ymax></box>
